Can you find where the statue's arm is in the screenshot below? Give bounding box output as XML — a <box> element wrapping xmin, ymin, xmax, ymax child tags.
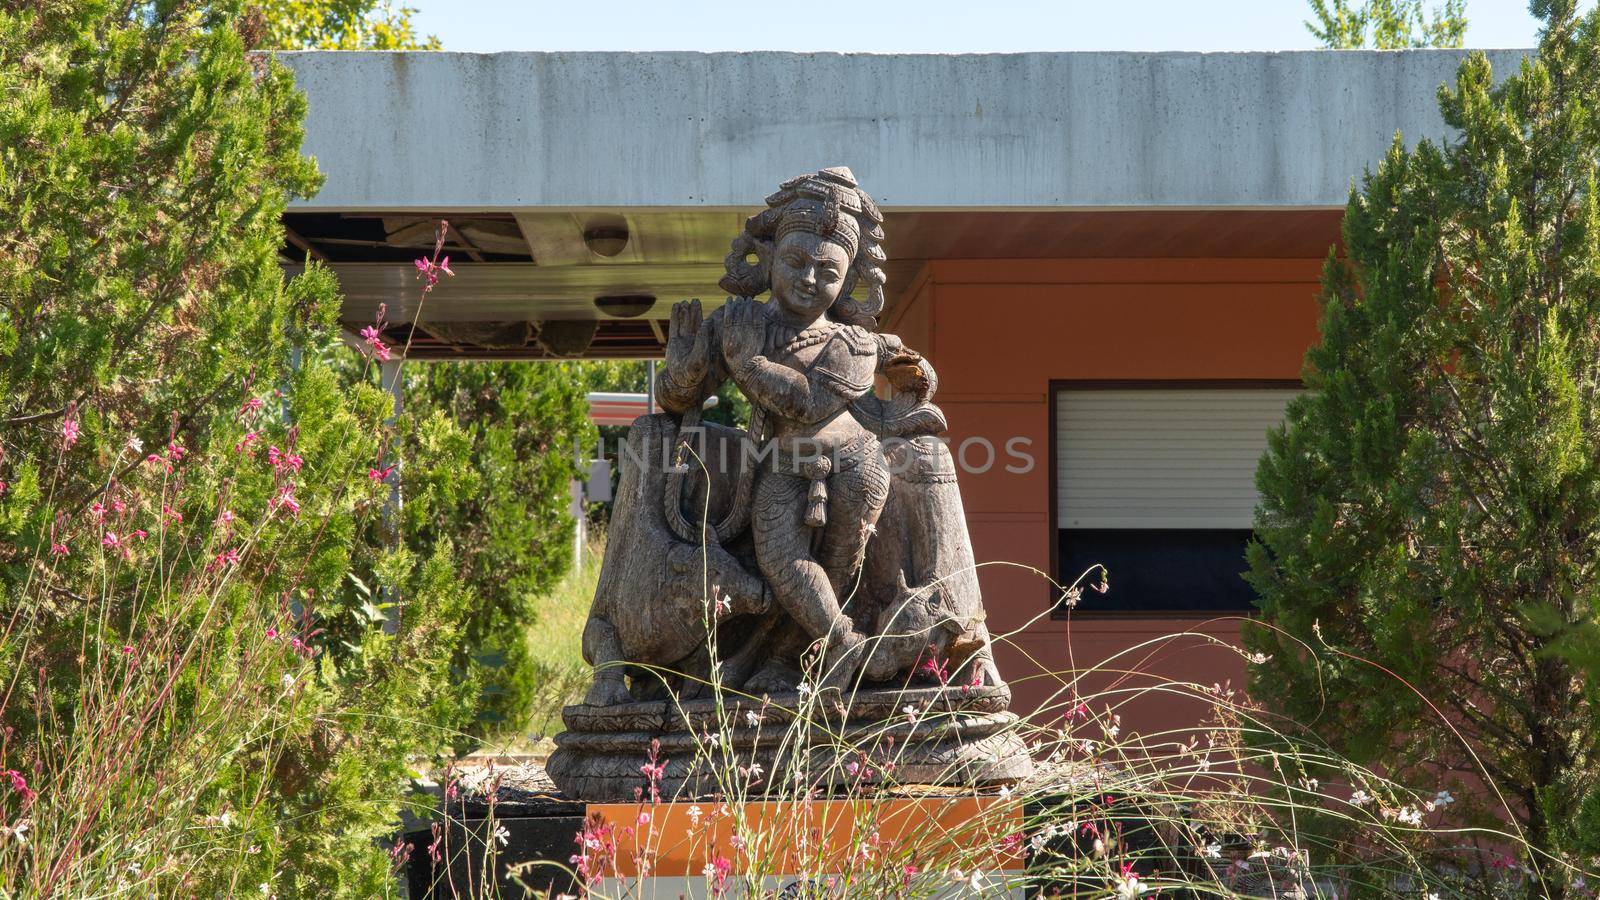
<box><xmin>731</xmin><ymin>356</ymin><xmax>858</xmax><ymax>425</ymax></box>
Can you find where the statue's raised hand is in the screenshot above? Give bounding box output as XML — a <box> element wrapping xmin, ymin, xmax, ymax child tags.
<box><xmin>720</xmin><ymin>298</ymin><xmax>766</xmax><ymax>370</ymax></box>
<box><xmin>665</xmin><ymin>299</ymin><xmax>708</xmax><ymax>385</ymax></box>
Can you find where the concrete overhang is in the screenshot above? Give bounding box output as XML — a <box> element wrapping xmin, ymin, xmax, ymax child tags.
<box><xmin>278</xmin><ymin>49</ymin><xmax>1531</xmax><ymax>358</ymax></box>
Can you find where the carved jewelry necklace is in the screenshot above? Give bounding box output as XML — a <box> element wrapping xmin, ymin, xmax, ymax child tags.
<box><xmin>771</xmin><ymin>319</ymin><xmax>841</xmax><ymax>358</ymax></box>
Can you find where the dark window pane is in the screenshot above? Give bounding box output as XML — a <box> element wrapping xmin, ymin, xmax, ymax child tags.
<box><xmin>1056</xmin><ymin>529</ymin><xmax>1258</xmax><ymax>614</ymax></box>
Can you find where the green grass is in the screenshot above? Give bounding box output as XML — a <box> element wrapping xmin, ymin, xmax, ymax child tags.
<box><xmin>522</xmin><ymin>535</ymin><xmax>603</xmax><ymax>739</ymax></box>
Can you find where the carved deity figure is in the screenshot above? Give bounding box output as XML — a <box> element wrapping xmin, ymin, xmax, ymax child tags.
<box><xmin>576</xmin><ymin>167</ymin><xmax>1000</xmax><ymax>707</ymax></box>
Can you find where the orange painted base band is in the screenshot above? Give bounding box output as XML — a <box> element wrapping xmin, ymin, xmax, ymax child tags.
<box><xmin>586</xmin><ymin>796</ymin><xmax>1024</xmax><ymax>878</ymax></box>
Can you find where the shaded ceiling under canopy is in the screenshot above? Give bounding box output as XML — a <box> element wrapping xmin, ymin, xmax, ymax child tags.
<box><xmin>288</xmin><ymin>208</ymin><xmax>1344</xmax><ymax>361</ymax></box>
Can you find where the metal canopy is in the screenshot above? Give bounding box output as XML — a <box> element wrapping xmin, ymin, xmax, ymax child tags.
<box><xmin>294</xmin><ymin>208</ymin><xmax>1344</xmax><ymax>360</ymax></box>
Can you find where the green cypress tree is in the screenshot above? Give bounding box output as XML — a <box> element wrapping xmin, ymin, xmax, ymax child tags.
<box><xmin>1249</xmin><ymin>3</ymin><xmax>1600</xmax><ymax>894</ymax></box>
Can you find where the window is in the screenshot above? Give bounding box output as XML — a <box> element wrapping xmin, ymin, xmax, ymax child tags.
<box><xmin>1051</xmin><ymin>384</ymin><xmax>1298</xmax><ymax>614</ymax></box>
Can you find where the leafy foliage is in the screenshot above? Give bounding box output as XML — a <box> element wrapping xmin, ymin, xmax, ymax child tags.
<box><xmin>1307</xmin><ymin>0</ymin><xmax>1467</xmax><ymax>48</ymax></box>
<box><xmin>0</xmin><ymin>3</ymin><xmax>474</xmax><ymax>894</ymax></box>
<box><xmin>404</xmin><ymin>361</ymin><xmax>593</xmax><ymax>734</ymax></box>
<box><xmin>257</xmin><ymin>0</ymin><xmax>438</xmax><ymax>50</ymax></box>
<box><xmin>1250</xmin><ymin>3</ymin><xmax>1600</xmax><ymax>894</ymax></box>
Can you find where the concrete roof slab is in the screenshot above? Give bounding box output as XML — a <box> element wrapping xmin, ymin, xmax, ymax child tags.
<box><xmin>280</xmin><ymin>49</ymin><xmax>1529</xmax><ymax>211</ymax></box>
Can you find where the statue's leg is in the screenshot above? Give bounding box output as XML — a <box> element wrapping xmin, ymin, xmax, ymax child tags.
<box><xmin>816</xmin><ymin>453</ymin><xmax>892</xmax><ymax>605</ymax></box>
<box><xmin>580</xmin><ymin>616</ymin><xmax>634</xmax><ymax>707</ymax></box>
<box><xmin>753</xmin><ymin>471</ymin><xmax>864</xmax><ymax>690</ymax></box>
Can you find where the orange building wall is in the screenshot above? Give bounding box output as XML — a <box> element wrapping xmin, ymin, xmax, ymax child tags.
<box><xmin>887</xmin><ymin>259</ymin><xmax>1325</xmax><ymax>729</ymax></box>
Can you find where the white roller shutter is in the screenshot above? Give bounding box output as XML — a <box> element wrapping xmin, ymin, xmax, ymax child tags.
<box><xmin>1056</xmin><ymin>388</ymin><xmax>1297</xmax><ymax>529</ymax></box>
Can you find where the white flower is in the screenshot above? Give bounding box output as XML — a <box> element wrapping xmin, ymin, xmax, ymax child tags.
<box><xmin>1201</xmin><ymin>843</ymin><xmax>1222</xmax><ymax>859</ymax></box>
<box><xmin>797</xmin><ymin>682</ymin><xmax>814</xmax><ymax>698</ymax></box>
<box><xmin>1</xmin><ymin>821</ymin><xmax>28</xmax><ymax>845</ymax></box>
<box><xmin>493</xmin><ymin>823</ymin><xmax>510</xmax><ymax>847</ymax></box>
<box><xmin>998</xmin><ymin>785</ymin><xmax>1012</xmax><ymax>800</ymax></box>
<box><xmin>1434</xmin><ymin>790</ymin><xmax>1455</xmax><ymax>807</ymax></box>
<box><xmin>746</xmin><ymin>762</ymin><xmax>764</xmax><ymax>780</ymax></box>
<box><xmin>127</xmin><ymin>862</ymin><xmax>142</xmax><ymax>876</ymax></box>
<box><xmin>702</xmin><ymin>863</ymin><xmax>717</xmax><ymax>878</ymax></box>
<box><xmin>1115</xmin><ymin>874</ymin><xmax>1149</xmax><ymax>899</ymax></box>
<box><xmin>745</xmin><ymin>709</ymin><xmax>762</xmax><ymax>727</ymax></box>
<box><xmin>687</xmin><ymin>805</ymin><xmax>704</xmax><ymax>825</ymax></box>
<box><xmin>1029</xmin><ymin>833</ymin><xmax>1050</xmax><ymax>852</ymax></box>
<box><xmin>940</xmin><ymin>864</ymin><xmax>979</xmax><ymax>883</ymax></box>
<box><xmin>1424</xmin><ymin>893</ymin><xmax>1441</xmax><ymax>900</ymax></box>
<box><xmin>126</xmin><ymin>436</ymin><xmax>144</xmax><ymax>453</ymax></box>
<box><xmin>1349</xmin><ymin>789</ymin><xmax>1372</xmax><ymax>807</ymax></box>
<box><xmin>903</xmin><ymin>704</ymin><xmax>920</xmax><ymax>722</ymax></box>
<box><xmin>1105</xmin><ymin>724</ymin><xmax>1120</xmax><ymax>739</ymax></box>
<box><xmin>281</xmin><ymin>674</ymin><xmax>295</xmax><ymax>689</ymax></box>
<box><xmin>1396</xmin><ymin>806</ymin><xmax>1424</xmax><ymax>826</ymax></box>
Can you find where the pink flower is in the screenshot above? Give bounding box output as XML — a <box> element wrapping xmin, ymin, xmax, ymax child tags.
<box><xmin>267</xmin><ymin>447</ymin><xmax>303</xmax><ymax>473</ymax></box>
<box><xmin>61</xmin><ymin>413</ymin><xmax>80</xmax><ymax>450</ymax></box>
<box><xmin>89</xmin><ymin>502</ymin><xmax>106</xmax><ymax>522</ymax></box>
<box><xmin>111</xmin><ymin>498</ymin><xmax>126</xmax><ymax>517</ymax></box>
<box><xmin>208</xmin><ymin>547</ymin><xmax>240</xmax><ymax>572</ymax></box>
<box><xmin>272</xmin><ymin>487</ymin><xmax>300</xmax><ymax>516</ymax></box>
<box><xmin>122</xmin><ymin>645</ymin><xmax>133</xmax><ymax>655</ymax></box>
<box><xmin>0</xmin><ymin>481</ymin><xmax>8</xmax><ymax>495</ymax></box>
<box><xmin>266</xmin><ymin>627</ymin><xmax>278</xmax><ymax>640</ymax></box>
<box><xmin>162</xmin><ymin>504</ymin><xmax>182</xmax><ymax>524</ymax></box>
<box><xmin>102</xmin><ymin>531</ymin><xmax>120</xmax><ymax>549</ymax></box>
<box><xmin>240</xmin><ymin>396</ymin><xmax>264</xmax><ymax>418</ymax></box>
<box><xmin>3</xmin><ymin>769</ymin><xmax>36</xmax><ymax>805</ymax></box>
<box><xmin>218</xmin><ymin>510</ymin><xmax>235</xmax><ymax>526</ymax></box>
<box><xmin>413</xmin><ymin>255</ymin><xmax>454</xmax><ymax>292</ymax></box>
<box><xmin>369</xmin><ymin>465</ymin><xmax>395</xmax><ymax>483</ymax></box>
<box><xmin>131</xmin><ymin>529</ymin><xmax>148</xmax><ymax>541</ymax></box>
<box><xmin>360</xmin><ymin>325</ymin><xmax>392</xmax><ymax>362</ymax></box>
<box><xmin>236</xmin><ymin>432</ymin><xmax>259</xmax><ymax>454</ymax></box>
<box><xmin>167</xmin><ymin>442</ymin><xmax>186</xmax><ymax>463</ymax></box>
<box><xmin>50</xmin><ymin>541</ymin><xmax>68</xmax><ymax>557</ymax></box>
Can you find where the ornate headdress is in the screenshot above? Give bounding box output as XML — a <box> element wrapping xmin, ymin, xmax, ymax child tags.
<box><xmin>719</xmin><ymin>167</ymin><xmax>888</xmax><ymax>329</ymax></box>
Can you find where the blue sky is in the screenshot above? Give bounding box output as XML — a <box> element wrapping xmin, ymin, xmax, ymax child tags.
<box><xmin>408</xmin><ymin>0</ymin><xmax>1554</xmax><ymax>53</ymax></box>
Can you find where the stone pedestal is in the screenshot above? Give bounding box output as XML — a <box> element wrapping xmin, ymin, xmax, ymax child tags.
<box><xmin>547</xmin><ymin>684</ymin><xmax>1033</xmax><ymax>803</ymax></box>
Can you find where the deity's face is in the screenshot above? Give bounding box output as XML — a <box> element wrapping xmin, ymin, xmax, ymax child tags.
<box><xmin>769</xmin><ymin>230</ymin><xmax>851</xmax><ymax>326</ymax></box>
